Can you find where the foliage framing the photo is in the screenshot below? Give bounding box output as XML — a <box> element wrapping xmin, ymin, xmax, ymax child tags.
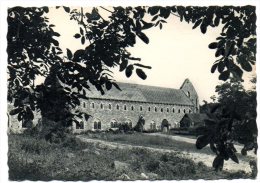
<box><xmin>7</xmin><ymin>5</ymin><xmax>256</xmax><ymax>169</ymax></box>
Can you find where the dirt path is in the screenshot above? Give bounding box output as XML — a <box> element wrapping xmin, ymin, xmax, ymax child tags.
<box><xmin>77</xmin><ymin>134</ymin><xmax>256</xmax><ymax>173</ymax></box>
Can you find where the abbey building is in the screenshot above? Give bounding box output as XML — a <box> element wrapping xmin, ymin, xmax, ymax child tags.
<box><xmin>73</xmin><ymin>78</ymin><xmax>199</xmax><ymax>133</ymax></box>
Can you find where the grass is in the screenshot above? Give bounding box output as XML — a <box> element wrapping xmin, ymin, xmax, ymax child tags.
<box><xmin>8</xmin><ymin>133</ymin><xmax>253</xmax><ymax>181</ymax></box>
<box><xmin>86</xmin><ymin>132</ymin><xmax>215</xmax><ymax>155</ymax></box>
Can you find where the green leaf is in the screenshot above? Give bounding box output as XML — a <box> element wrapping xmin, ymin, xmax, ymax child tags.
<box><xmin>125</xmin><ymin>65</ymin><xmax>134</xmax><ymax>78</ymax></box>
<box><xmin>211</xmin><ymin>63</ymin><xmax>218</xmax><ymax>73</ymax></box>
<box><xmin>63</xmin><ymin>6</ymin><xmax>70</xmax><ymax>13</ymax></box>
<box><xmin>80</xmin><ymin>27</ymin><xmax>84</xmax><ymax>35</ymax></box>
<box><xmin>136</xmin><ymin>68</ymin><xmax>147</xmax><ymax>80</ymax></box>
<box><xmin>9</xmin><ymin>108</ymin><xmax>22</xmax><ymax>115</ymax></box>
<box><xmin>219</xmin><ymin>70</ymin><xmax>230</xmax><ymax>81</ymax></box>
<box><xmin>148</xmin><ymin>6</ymin><xmax>160</xmax><ymax>16</ymax></box>
<box><xmin>159</xmin><ymin>23</ymin><xmax>163</xmax><ymax>30</ymax></box>
<box><xmin>67</xmin><ymin>49</ymin><xmax>73</xmax><ymax>60</ymax></box>
<box><xmin>53</xmin><ymin>32</ymin><xmax>60</xmax><ymax>37</ymax></box>
<box><xmin>106</xmin><ymin>81</ymin><xmax>112</xmax><ymax>90</ymax></box>
<box><xmin>200</xmin><ymin>22</ymin><xmax>207</xmax><ymax>34</ymax></box>
<box><xmin>74</xmin><ymin>34</ymin><xmax>81</xmax><ymax>39</ymax></box>
<box><xmin>196</xmin><ymin>135</ymin><xmax>210</xmax><ymax>149</ymax></box>
<box><xmin>81</xmin><ymin>36</ymin><xmax>85</xmax><ymax>44</ymax></box>
<box><xmin>137</xmin><ymin>32</ymin><xmax>149</xmax><ymax>44</ymax></box>
<box><xmin>218</xmin><ymin>61</ymin><xmax>225</xmax><ymax>73</ymax></box>
<box><xmin>213</xmin><ymin>155</ymin><xmax>224</xmax><ymax>171</ymax></box>
<box><xmin>192</xmin><ymin>19</ymin><xmax>202</xmax><ymax>29</ymax></box>
<box><xmin>151</xmin><ymin>15</ymin><xmax>159</xmax><ymax>21</ymax></box>
<box><xmin>112</xmin><ymin>82</ymin><xmax>121</xmax><ymax>91</ymax></box>
<box><xmin>141</xmin><ymin>20</ymin><xmax>154</xmax><ymax>30</ymax></box>
<box><xmin>240</xmin><ymin>61</ymin><xmax>252</xmax><ymax>72</ymax></box>
<box><xmin>208</xmin><ymin>42</ymin><xmax>218</xmax><ymax>49</ymax></box>
<box><xmin>119</xmin><ymin>59</ymin><xmax>128</xmax><ymax>72</ymax></box>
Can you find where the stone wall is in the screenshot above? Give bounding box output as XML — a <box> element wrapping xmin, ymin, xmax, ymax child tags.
<box><xmin>72</xmin><ymin>98</ymin><xmax>196</xmax><ymax>133</ymax></box>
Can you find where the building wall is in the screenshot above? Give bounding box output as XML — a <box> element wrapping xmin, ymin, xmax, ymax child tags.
<box><xmin>72</xmin><ymin>98</ymin><xmax>195</xmax><ymax>133</ymax></box>
<box><xmin>180</xmin><ymin>79</ymin><xmax>199</xmax><ymax>112</ymax></box>
<box><xmin>8</xmin><ymin>104</ymin><xmax>41</xmax><ymax>134</ymax></box>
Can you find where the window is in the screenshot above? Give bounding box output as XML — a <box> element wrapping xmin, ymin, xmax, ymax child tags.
<box><xmin>83</xmin><ymin>102</ymin><xmax>86</xmax><ymax>108</ymax></box>
<box><xmin>189</xmin><ymin>109</ymin><xmax>192</xmax><ymax>113</ymax></box>
<box><xmin>94</xmin><ymin>122</ymin><xmax>98</xmax><ymax>129</ymax></box>
<box><xmin>131</xmin><ymin>106</ymin><xmax>134</xmax><ymax>111</ymax></box>
<box><xmin>178</xmin><ymin>109</ymin><xmax>181</xmax><ymax>113</ymax></box>
<box><xmin>184</xmin><ymin>109</ymin><xmax>186</xmax><ymax>113</ymax></box>
<box><xmin>111</xmin><ymin>122</ymin><xmax>114</xmax><ymax>128</ymax></box>
<box><xmin>129</xmin><ymin>122</ymin><xmax>132</xmax><ymax>128</ymax></box>
<box><xmin>172</xmin><ymin>108</ymin><xmax>175</xmax><ymax>113</ymax></box>
<box><xmin>124</xmin><ymin>105</ymin><xmax>127</xmax><ymax>110</ymax></box>
<box><xmin>76</xmin><ymin>121</ymin><xmax>84</xmax><ymax>129</ymax></box>
<box><xmin>155</xmin><ymin>107</ymin><xmax>157</xmax><ymax>112</ymax></box>
<box><xmin>91</xmin><ymin>103</ymin><xmax>95</xmax><ymax>108</ymax></box>
<box><xmin>161</xmin><ymin>108</ymin><xmax>163</xmax><ymax>112</ymax></box>
<box><xmin>148</xmin><ymin>107</ymin><xmax>151</xmax><ymax>111</ymax></box>
<box><xmin>100</xmin><ymin>103</ymin><xmax>103</xmax><ymax>109</ymax></box>
<box><xmin>98</xmin><ymin>121</ymin><xmax>101</xmax><ymax>130</ymax></box>
<box><xmin>116</xmin><ymin>104</ymin><xmax>119</xmax><ymax>110</ymax></box>
<box><xmin>109</xmin><ymin>104</ymin><xmax>111</xmax><ymax>110</ymax></box>
<box><xmin>167</xmin><ymin>108</ymin><xmax>169</xmax><ymax>112</ymax></box>
<box><xmin>140</xmin><ymin>106</ymin><xmax>142</xmax><ymax>111</ymax></box>
<box><xmin>150</xmin><ymin>122</ymin><xmax>156</xmax><ymax>130</ymax></box>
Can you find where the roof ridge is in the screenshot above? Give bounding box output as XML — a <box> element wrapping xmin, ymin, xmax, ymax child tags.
<box><xmin>117</xmin><ymin>81</ymin><xmax>180</xmax><ymax>91</ymax></box>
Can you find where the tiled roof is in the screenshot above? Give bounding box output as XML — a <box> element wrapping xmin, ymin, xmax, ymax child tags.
<box><xmin>184</xmin><ymin>113</ymin><xmax>209</xmax><ymax>124</ymax></box>
<box><xmin>85</xmin><ymin>82</ymin><xmax>193</xmax><ymax>106</ymax></box>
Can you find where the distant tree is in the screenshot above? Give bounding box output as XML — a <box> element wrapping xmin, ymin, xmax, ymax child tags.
<box><xmin>133</xmin><ymin>116</ymin><xmax>145</xmax><ymax>132</ymax></box>
<box><xmin>195</xmin><ymin>77</ymin><xmax>257</xmax><ymax>171</ymax></box>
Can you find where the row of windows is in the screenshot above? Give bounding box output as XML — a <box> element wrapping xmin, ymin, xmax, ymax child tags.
<box><xmin>85</xmin><ymin>102</ymin><xmax>192</xmax><ymax>114</ymax></box>
<box><xmin>76</xmin><ymin>121</ymin><xmax>133</xmax><ymax>130</ymax></box>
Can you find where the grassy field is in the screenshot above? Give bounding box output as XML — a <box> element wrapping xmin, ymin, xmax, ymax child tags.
<box><xmin>8</xmin><ymin>133</ymin><xmax>253</xmax><ymax>181</ymax></box>
<box><xmin>86</xmin><ymin>132</ymin><xmax>214</xmax><ymax>155</ymax></box>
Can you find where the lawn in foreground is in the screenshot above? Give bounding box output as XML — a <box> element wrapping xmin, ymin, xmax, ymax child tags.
<box><xmin>8</xmin><ymin>133</ymin><xmax>252</xmax><ymax>181</ymax></box>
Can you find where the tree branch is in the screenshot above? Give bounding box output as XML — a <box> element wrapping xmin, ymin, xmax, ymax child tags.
<box><xmin>100</xmin><ymin>6</ymin><xmax>113</xmax><ymax>13</ymax></box>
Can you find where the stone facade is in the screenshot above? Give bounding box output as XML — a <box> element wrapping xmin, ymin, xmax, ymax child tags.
<box><xmin>72</xmin><ymin>78</ymin><xmax>199</xmax><ymax>133</ymax></box>
<box><xmin>8</xmin><ymin>78</ymin><xmax>199</xmax><ymax>133</ymax></box>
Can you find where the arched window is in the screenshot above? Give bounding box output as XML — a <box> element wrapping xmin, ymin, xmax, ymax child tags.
<box><xmin>91</xmin><ymin>103</ymin><xmax>95</xmax><ymax>108</ymax></box>
<box><xmin>109</xmin><ymin>104</ymin><xmax>111</xmax><ymax>110</ymax></box>
<box><xmin>172</xmin><ymin>108</ymin><xmax>175</xmax><ymax>113</ymax></box>
<box><xmin>161</xmin><ymin>108</ymin><xmax>163</xmax><ymax>112</ymax></box>
<box><xmin>129</xmin><ymin>122</ymin><xmax>132</xmax><ymax>128</ymax></box>
<box><xmin>150</xmin><ymin>121</ymin><xmax>156</xmax><ymax>130</ymax></box>
<box><xmin>189</xmin><ymin>109</ymin><xmax>192</xmax><ymax>113</ymax></box>
<box><xmin>167</xmin><ymin>108</ymin><xmax>169</xmax><ymax>112</ymax></box>
<box><xmin>94</xmin><ymin>122</ymin><xmax>98</xmax><ymax>129</ymax></box>
<box><xmin>83</xmin><ymin>102</ymin><xmax>86</xmax><ymax>108</ymax></box>
<box><xmin>124</xmin><ymin>105</ymin><xmax>127</xmax><ymax>110</ymax></box>
<box><xmin>100</xmin><ymin>103</ymin><xmax>103</xmax><ymax>109</ymax></box>
<box><xmin>187</xmin><ymin>91</ymin><xmax>190</xmax><ymax>98</ymax></box>
<box><xmin>98</xmin><ymin>122</ymin><xmax>101</xmax><ymax>129</ymax></box>
<box><xmin>131</xmin><ymin>106</ymin><xmax>134</xmax><ymax>111</ymax></box>
<box><xmin>183</xmin><ymin>109</ymin><xmax>186</xmax><ymax>113</ymax></box>
<box><xmin>155</xmin><ymin>107</ymin><xmax>157</xmax><ymax>112</ymax></box>
<box><xmin>178</xmin><ymin>109</ymin><xmax>181</xmax><ymax>113</ymax></box>
<box><xmin>140</xmin><ymin>106</ymin><xmax>142</xmax><ymax>111</ymax></box>
<box><xmin>116</xmin><ymin>104</ymin><xmax>119</xmax><ymax>110</ymax></box>
<box><xmin>76</xmin><ymin>121</ymin><xmax>84</xmax><ymax>129</ymax></box>
<box><xmin>148</xmin><ymin>107</ymin><xmax>151</xmax><ymax>111</ymax></box>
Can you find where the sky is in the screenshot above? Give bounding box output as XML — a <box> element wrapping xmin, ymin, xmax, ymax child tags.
<box><xmin>45</xmin><ymin>6</ymin><xmax>256</xmax><ymax>104</ymax></box>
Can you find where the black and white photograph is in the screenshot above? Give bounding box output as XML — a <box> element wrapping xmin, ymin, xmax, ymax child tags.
<box><xmin>0</xmin><ymin>0</ymin><xmax>259</xmax><ymax>182</ymax></box>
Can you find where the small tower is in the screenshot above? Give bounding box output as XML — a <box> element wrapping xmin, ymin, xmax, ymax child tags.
<box><xmin>180</xmin><ymin>79</ymin><xmax>199</xmax><ymax>113</ymax></box>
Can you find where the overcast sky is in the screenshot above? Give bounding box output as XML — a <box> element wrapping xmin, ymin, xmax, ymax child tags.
<box><xmin>47</xmin><ymin>7</ymin><xmax>256</xmax><ymax>104</ymax></box>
